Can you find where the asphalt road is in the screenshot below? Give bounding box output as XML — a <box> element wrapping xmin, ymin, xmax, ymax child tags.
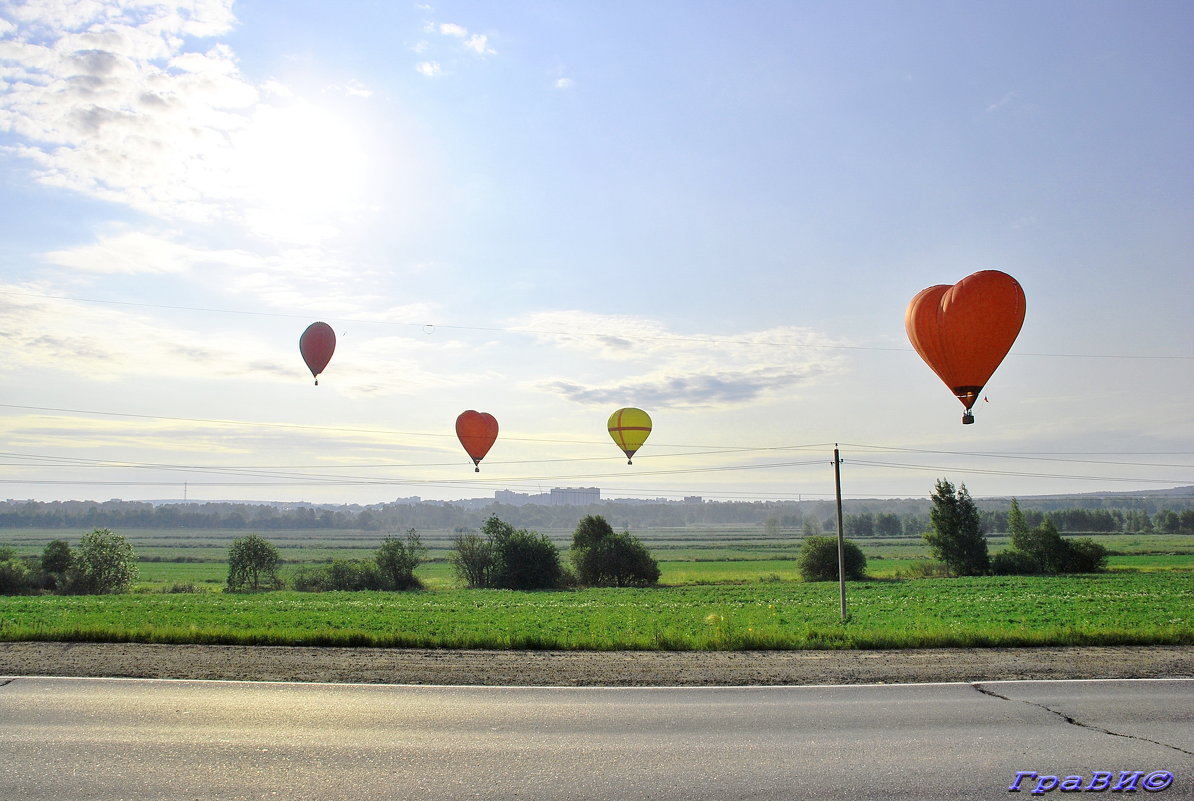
<box><xmin>1</xmin><ymin>677</ymin><xmax>1190</xmax><ymax>800</ymax></box>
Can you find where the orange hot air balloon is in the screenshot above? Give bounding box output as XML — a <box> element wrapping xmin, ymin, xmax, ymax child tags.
<box><xmin>299</xmin><ymin>322</ymin><xmax>336</xmax><ymax>385</ymax></box>
<box><xmin>608</xmin><ymin>407</ymin><xmax>652</xmax><ymax>464</ymax></box>
<box><xmin>456</xmin><ymin>410</ymin><xmax>498</xmax><ymax>472</ymax></box>
<box><xmin>905</xmin><ymin>269</ymin><xmax>1026</xmax><ymax>424</ymax></box>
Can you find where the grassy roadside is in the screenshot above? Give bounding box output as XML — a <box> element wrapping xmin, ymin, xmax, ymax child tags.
<box><xmin>2</xmin><ymin>572</ymin><xmax>1190</xmax><ymax>651</ymax></box>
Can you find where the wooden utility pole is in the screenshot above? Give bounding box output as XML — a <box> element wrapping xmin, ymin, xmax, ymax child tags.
<box><xmin>833</xmin><ymin>444</ymin><xmax>847</xmax><ymax>622</ymax></box>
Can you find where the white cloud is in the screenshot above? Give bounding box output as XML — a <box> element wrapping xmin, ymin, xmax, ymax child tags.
<box><xmin>0</xmin><ymin>1</ymin><xmax>374</xmax><ymax>245</ymax></box>
<box><xmin>513</xmin><ymin>311</ymin><xmax>849</xmax><ymax>409</ymax></box>
<box><xmin>555</xmin><ymin>77</ymin><xmax>574</xmax><ymax>90</ymax></box>
<box><xmin>340</xmin><ymin>79</ymin><xmax>373</xmax><ymax>98</ymax></box>
<box><xmin>429</xmin><ymin>21</ymin><xmax>494</xmax><ymax>55</ymax></box>
<box><xmin>416</xmin><ymin>61</ymin><xmax>442</xmax><ymax>77</ymax></box>
<box><xmin>464</xmin><ymin>34</ymin><xmax>495</xmax><ymax>55</ymax></box>
<box><xmin>41</xmin><ymin>230</ymin><xmax>252</xmax><ymax>275</ymax></box>
<box><xmin>0</xmin><ymin>4</ymin><xmax>259</xmax><ymax>222</ymax></box>
<box><xmin>0</xmin><ymin>281</ymin><xmax>475</xmax><ymax>396</ymax></box>
<box><xmin>35</xmin><ymin>231</ymin><xmax>406</xmax><ymax>321</ymax></box>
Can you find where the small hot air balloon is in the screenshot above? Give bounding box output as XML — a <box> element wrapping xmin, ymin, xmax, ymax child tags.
<box><xmin>456</xmin><ymin>410</ymin><xmax>498</xmax><ymax>472</ymax></box>
<box><xmin>299</xmin><ymin>322</ymin><xmax>336</xmax><ymax>385</ymax></box>
<box><xmin>905</xmin><ymin>269</ymin><xmax>1026</xmax><ymax>424</ymax></box>
<box><xmin>608</xmin><ymin>407</ymin><xmax>652</xmax><ymax>464</ymax></box>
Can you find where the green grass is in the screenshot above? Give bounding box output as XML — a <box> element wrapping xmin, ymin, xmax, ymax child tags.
<box><xmin>1</xmin><ymin>573</ymin><xmax>1190</xmax><ymax>651</ymax></box>
<box><xmin>5</xmin><ymin>527</ymin><xmax>1192</xmax><ymax>651</ymax></box>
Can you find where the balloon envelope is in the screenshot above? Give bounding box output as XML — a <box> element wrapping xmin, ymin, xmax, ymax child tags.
<box><xmin>608</xmin><ymin>407</ymin><xmax>652</xmax><ymax>464</ymax></box>
<box><xmin>299</xmin><ymin>322</ymin><xmax>336</xmax><ymax>385</ymax></box>
<box><xmin>456</xmin><ymin>410</ymin><xmax>498</xmax><ymax>471</ymax></box>
<box><xmin>905</xmin><ymin>270</ymin><xmax>1025</xmax><ymax>419</ymax></box>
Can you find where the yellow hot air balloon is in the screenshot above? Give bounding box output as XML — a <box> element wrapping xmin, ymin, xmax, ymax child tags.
<box><xmin>607</xmin><ymin>407</ymin><xmax>652</xmax><ymax>464</ymax></box>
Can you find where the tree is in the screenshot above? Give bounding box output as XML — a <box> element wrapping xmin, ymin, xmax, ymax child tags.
<box><xmin>924</xmin><ymin>479</ymin><xmax>989</xmax><ymax>576</ymax></box>
<box><xmin>226</xmin><ymin>534</ymin><xmax>281</xmax><ymax>592</ymax></box>
<box><xmin>1007</xmin><ymin>499</ymin><xmax>1030</xmax><ymax>545</ymax></box>
<box><xmin>451</xmin><ymin>533</ymin><xmax>495</xmax><ymax>588</ymax></box>
<box><xmin>844</xmin><ymin>513</ymin><xmax>874</xmax><ymax>538</ymax></box>
<box><xmin>1152</xmin><ymin>509</ymin><xmax>1180</xmax><ymax>534</ymax></box>
<box><xmin>571</xmin><ymin>514</ymin><xmax>613</xmax><ymax>553</ymax></box>
<box><xmin>488</xmin><ymin>517</ymin><xmax>564</xmax><ymax>591</ymax></box>
<box><xmin>570</xmin><ymin>515</ymin><xmax>660</xmax><ymax>587</ymax></box>
<box><xmin>450</xmin><ymin>516</ymin><xmax>565</xmax><ymax>590</ymax></box>
<box><xmin>991</xmin><ymin>548</ymin><xmax>1040</xmax><ymax>576</ymax></box>
<box><xmin>0</xmin><ymin>547</ymin><xmax>32</xmax><ymax>595</ymax></box>
<box><xmin>1014</xmin><ymin>518</ymin><xmax>1067</xmax><ymax>574</ymax></box>
<box><xmin>797</xmin><ymin>536</ymin><xmax>867</xmax><ymax>582</ymax></box>
<box><xmin>41</xmin><ymin>539</ymin><xmax>73</xmax><ymax>575</ymax></box>
<box><xmin>375</xmin><ymin>529</ymin><xmax>427</xmax><ymax>590</ymax></box>
<box><xmin>875</xmin><ymin>512</ymin><xmax>902</xmax><ymax>537</ymax></box>
<box><xmin>67</xmin><ymin>528</ymin><xmax>138</xmax><ymax>594</ymax></box>
<box><xmin>1062</xmin><ymin>538</ymin><xmax>1108</xmax><ymax>573</ymax></box>
<box><xmin>326</xmin><ymin>559</ymin><xmax>383</xmax><ymax>591</ymax></box>
<box><xmin>994</xmin><ymin>507</ymin><xmax>1109</xmax><ymax>575</ymax></box>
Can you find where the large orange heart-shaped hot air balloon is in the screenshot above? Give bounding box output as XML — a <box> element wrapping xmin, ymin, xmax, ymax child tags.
<box><xmin>299</xmin><ymin>322</ymin><xmax>336</xmax><ymax>385</ymax></box>
<box><xmin>905</xmin><ymin>270</ymin><xmax>1026</xmax><ymax>424</ymax></box>
<box><xmin>608</xmin><ymin>407</ymin><xmax>652</xmax><ymax>464</ymax></box>
<box><xmin>456</xmin><ymin>410</ymin><xmax>498</xmax><ymax>472</ymax></box>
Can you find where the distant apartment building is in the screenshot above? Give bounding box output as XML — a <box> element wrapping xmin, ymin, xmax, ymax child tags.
<box><xmin>494</xmin><ymin>488</ymin><xmax>601</xmax><ymax>506</ymax></box>
<box><xmin>549</xmin><ymin>487</ymin><xmax>601</xmax><ymax>506</ymax></box>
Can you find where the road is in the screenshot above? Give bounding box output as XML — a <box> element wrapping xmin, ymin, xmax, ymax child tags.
<box><xmin>1</xmin><ymin>677</ymin><xmax>1190</xmax><ymax>800</ymax></box>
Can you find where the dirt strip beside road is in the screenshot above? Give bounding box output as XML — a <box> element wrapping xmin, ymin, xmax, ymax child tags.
<box><xmin>3</xmin><ymin>642</ymin><xmax>1193</xmax><ymax>686</ymax></box>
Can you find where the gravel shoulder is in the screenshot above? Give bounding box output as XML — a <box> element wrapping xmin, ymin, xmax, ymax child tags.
<box><xmin>3</xmin><ymin>642</ymin><xmax>1193</xmax><ymax>686</ymax></box>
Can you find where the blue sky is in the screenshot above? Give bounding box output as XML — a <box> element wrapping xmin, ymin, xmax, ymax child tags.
<box><xmin>1</xmin><ymin>0</ymin><xmax>1191</xmax><ymax>505</ymax></box>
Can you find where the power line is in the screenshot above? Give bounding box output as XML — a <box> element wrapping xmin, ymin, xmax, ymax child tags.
<box><xmin>3</xmin><ymin>405</ymin><xmax>1191</xmax><ymax>499</ymax></box>
<box><xmin>846</xmin><ymin>458</ymin><xmax>1193</xmax><ymax>485</ymax></box>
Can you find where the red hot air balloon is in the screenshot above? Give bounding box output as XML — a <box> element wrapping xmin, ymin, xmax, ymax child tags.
<box><xmin>905</xmin><ymin>269</ymin><xmax>1026</xmax><ymax>424</ymax></box>
<box><xmin>456</xmin><ymin>410</ymin><xmax>498</xmax><ymax>472</ymax></box>
<box><xmin>299</xmin><ymin>322</ymin><xmax>336</xmax><ymax>385</ymax></box>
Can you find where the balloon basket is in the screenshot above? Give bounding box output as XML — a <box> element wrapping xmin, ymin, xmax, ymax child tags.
<box><xmin>962</xmin><ymin>412</ymin><xmax>975</xmax><ymax>425</ymax></box>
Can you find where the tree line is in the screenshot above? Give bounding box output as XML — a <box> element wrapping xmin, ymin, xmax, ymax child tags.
<box><xmin>2</xmin><ymin>496</ymin><xmax>1191</xmax><ymax>534</ymax></box>
<box><xmin>923</xmin><ymin>480</ymin><xmax>1110</xmax><ymax>577</ymax></box>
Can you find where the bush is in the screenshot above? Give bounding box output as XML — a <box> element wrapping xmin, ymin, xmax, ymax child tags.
<box><xmin>375</xmin><ymin>530</ymin><xmax>426</xmax><ymax>590</ymax></box>
<box><xmin>798</xmin><ymin>536</ymin><xmax>867</xmax><ymax>582</ymax></box>
<box><xmin>37</xmin><ymin>539</ymin><xmax>73</xmax><ymax>592</ymax></box>
<box><xmin>0</xmin><ymin>557</ymin><xmax>32</xmax><ymax>595</ymax></box>
<box><xmin>65</xmin><ymin>528</ymin><xmax>138</xmax><ymax>594</ymax></box>
<box><xmin>162</xmin><ymin>581</ymin><xmax>205</xmax><ymax>594</ymax></box>
<box><xmin>289</xmin><ymin>565</ymin><xmax>330</xmax><ymax>592</ymax></box>
<box><xmin>991</xmin><ymin>549</ymin><xmax>1040</xmax><ymax>576</ymax></box>
<box><xmin>226</xmin><ymin>534</ymin><xmax>281</xmax><ymax>592</ymax></box>
<box><xmin>41</xmin><ymin>540</ymin><xmax>73</xmax><ymax>575</ymax></box>
<box><xmin>999</xmin><ymin>519</ymin><xmax>1109</xmax><ymax>575</ymax></box>
<box><xmin>897</xmin><ymin>560</ymin><xmax>951</xmax><ymax>579</ymax></box>
<box><xmin>327</xmin><ymin>559</ymin><xmax>384</xmax><ymax>591</ymax></box>
<box><xmin>450</xmin><ymin>532</ymin><xmax>495</xmax><ymax>589</ymax></box>
<box><xmin>491</xmin><ymin>526</ymin><xmax>564</xmax><ymax>590</ymax></box>
<box><xmin>1061</xmin><ymin>538</ymin><xmax>1108</xmax><ymax>574</ymax></box>
<box><xmin>451</xmin><ymin>516</ymin><xmax>566</xmax><ymax>590</ymax></box>
<box><xmin>570</xmin><ymin>515</ymin><xmax>660</xmax><ymax>588</ymax></box>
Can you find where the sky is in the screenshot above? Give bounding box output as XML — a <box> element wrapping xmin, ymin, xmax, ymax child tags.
<box><xmin>1</xmin><ymin>0</ymin><xmax>1191</xmax><ymax>506</ymax></box>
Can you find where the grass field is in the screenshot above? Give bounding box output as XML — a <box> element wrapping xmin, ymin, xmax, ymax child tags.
<box><xmin>3</xmin><ymin>527</ymin><xmax>1191</xmax><ymax>651</ymax></box>
<box><xmin>0</xmin><ymin>573</ymin><xmax>1189</xmax><ymax>651</ymax></box>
